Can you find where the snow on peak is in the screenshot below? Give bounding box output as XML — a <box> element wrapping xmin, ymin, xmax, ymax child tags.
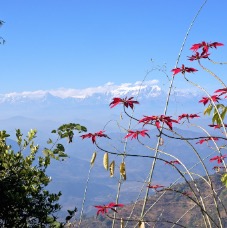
<box><xmin>0</xmin><ymin>80</ymin><xmax>161</xmax><ymax>103</ymax></box>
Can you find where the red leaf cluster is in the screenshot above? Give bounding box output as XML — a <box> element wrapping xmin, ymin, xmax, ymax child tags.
<box><xmin>196</xmin><ymin>137</ymin><xmax>218</xmax><ymax>144</ymax></box>
<box><xmin>171</xmin><ymin>64</ymin><xmax>198</xmax><ymax>76</ymax></box>
<box><xmin>171</xmin><ymin>41</ymin><xmax>223</xmax><ymax>76</ymax></box>
<box><xmin>109</xmin><ymin>97</ymin><xmax>139</xmax><ymax>109</ymax></box>
<box><xmin>81</xmin><ymin>130</ymin><xmax>110</xmax><ymax>143</ymax></box>
<box><xmin>94</xmin><ymin>202</ymin><xmax>124</xmax><ymax>215</ymax></box>
<box><xmin>139</xmin><ymin>115</ymin><xmax>178</xmax><ymax>130</ymax></box>
<box><xmin>178</xmin><ymin>113</ymin><xmax>200</xmax><ymax>121</ymax></box>
<box><xmin>125</xmin><ymin>129</ymin><xmax>150</xmax><ymax>140</ymax></box>
<box><xmin>199</xmin><ymin>95</ymin><xmax>220</xmax><ymax>106</ymax></box>
<box><xmin>210</xmin><ymin>155</ymin><xmax>227</xmax><ymax>164</ymax></box>
<box><xmin>190</xmin><ymin>41</ymin><xmax>224</xmax><ymax>55</ymax></box>
<box><xmin>188</xmin><ymin>52</ymin><xmax>210</xmax><ymax>61</ymax></box>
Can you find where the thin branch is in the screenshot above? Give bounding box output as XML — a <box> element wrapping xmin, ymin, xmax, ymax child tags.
<box><xmin>79</xmin><ymin>164</ymin><xmax>93</xmax><ymax>226</ymax></box>
<box><xmin>198</xmin><ymin>60</ymin><xmax>227</xmax><ymax>88</ymax></box>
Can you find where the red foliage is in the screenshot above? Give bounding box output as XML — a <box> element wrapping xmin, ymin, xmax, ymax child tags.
<box><xmin>94</xmin><ymin>202</ymin><xmax>124</xmax><ymax>215</ymax></box>
<box><xmin>147</xmin><ymin>184</ymin><xmax>165</xmax><ymax>190</ymax></box>
<box><xmin>139</xmin><ymin>115</ymin><xmax>178</xmax><ymax>130</ymax></box>
<box><xmin>210</xmin><ymin>155</ymin><xmax>227</xmax><ymax>164</ymax></box>
<box><xmin>190</xmin><ymin>41</ymin><xmax>224</xmax><ymax>55</ymax></box>
<box><xmin>188</xmin><ymin>52</ymin><xmax>210</xmax><ymax>61</ymax></box>
<box><xmin>109</xmin><ymin>97</ymin><xmax>139</xmax><ymax>109</ymax></box>
<box><xmin>178</xmin><ymin>113</ymin><xmax>200</xmax><ymax>121</ymax></box>
<box><xmin>171</xmin><ymin>64</ymin><xmax>198</xmax><ymax>76</ymax></box>
<box><xmin>209</xmin><ymin>42</ymin><xmax>224</xmax><ymax>48</ymax></box>
<box><xmin>190</xmin><ymin>41</ymin><xmax>208</xmax><ymax>53</ymax></box>
<box><xmin>196</xmin><ymin>137</ymin><xmax>218</xmax><ymax>144</ymax></box>
<box><xmin>214</xmin><ymin>88</ymin><xmax>227</xmax><ymax>98</ymax></box>
<box><xmin>81</xmin><ymin>130</ymin><xmax>110</xmax><ymax>143</ymax></box>
<box><xmin>165</xmin><ymin>160</ymin><xmax>181</xmax><ymax>165</ymax></box>
<box><xmin>213</xmin><ymin>166</ymin><xmax>225</xmax><ymax>171</ymax></box>
<box><xmin>125</xmin><ymin>129</ymin><xmax>150</xmax><ymax>140</ymax></box>
<box><xmin>199</xmin><ymin>95</ymin><xmax>220</xmax><ymax>106</ymax></box>
<box><xmin>209</xmin><ymin>124</ymin><xmax>227</xmax><ymax>129</ymax></box>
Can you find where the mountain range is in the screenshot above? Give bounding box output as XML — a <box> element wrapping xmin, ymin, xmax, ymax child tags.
<box><xmin>0</xmin><ymin>80</ymin><xmax>206</xmax><ymax>134</ymax></box>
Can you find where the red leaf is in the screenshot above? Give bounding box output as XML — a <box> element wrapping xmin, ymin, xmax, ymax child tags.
<box><xmin>147</xmin><ymin>184</ymin><xmax>165</xmax><ymax>190</ymax></box>
<box><xmin>188</xmin><ymin>52</ymin><xmax>210</xmax><ymax>61</ymax></box>
<box><xmin>199</xmin><ymin>95</ymin><xmax>220</xmax><ymax>106</ymax></box>
<box><xmin>209</xmin><ymin>124</ymin><xmax>227</xmax><ymax>129</ymax></box>
<box><xmin>178</xmin><ymin>113</ymin><xmax>200</xmax><ymax>121</ymax></box>
<box><xmin>165</xmin><ymin>160</ymin><xmax>181</xmax><ymax>165</ymax></box>
<box><xmin>125</xmin><ymin>129</ymin><xmax>150</xmax><ymax>140</ymax></box>
<box><xmin>171</xmin><ymin>68</ymin><xmax>182</xmax><ymax>75</ymax></box>
<box><xmin>209</xmin><ymin>42</ymin><xmax>224</xmax><ymax>49</ymax></box>
<box><xmin>109</xmin><ymin>97</ymin><xmax>139</xmax><ymax>110</ymax></box>
<box><xmin>139</xmin><ymin>115</ymin><xmax>157</xmax><ymax>125</ymax></box>
<box><xmin>139</xmin><ymin>115</ymin><xmax>178</xmax><ymax>130</ymax></box>
<box><xmin>196</xmin><ymin>137</ymin><xmax>218</xmax><ymax>144</ymax></box>
<box><xmin>81</xmin><ymin>130</ymin><xmax>110</xmax><ymax>143</ymax></box>
<box><xmin>159</xmin><ymin>115</ymin><xmax>178</xmax><ymax>130</ymax></box>
<box><xmin>190</xmin><ymin>41</ymin><xmax>223</xmax><ymax>55</ymax></box>
<box><xmin>190</xmin><ymin>42</ymin><xmax>206</xmax><ymax>52</ymax></box>
<box><xmin>109</xmin><ymin>98</ymin><xmax>124</xmax><ymax>108</ymax></box>
<box><xmin>107</xmin><ymin>202</ymin><xmax>124</xmax><ymax>208</ymax></box>
<box><xmin>171</xmin><ymin>64</ymin><xmax>198</xmax><ymax>76</ymax></box>
<box><xmin>155</xmin><ymin>120</ymin><xmax>161</xmax><ymax>129</ymax></box>
<box><xmin>94</xmin><ymin>202</ymin><xmax>124</xmax><ymax>216</ymax></box>
<box><xmin>190</xmin><ymin>41</ymin><xmax>209</xmax><ymax>54</ymax></box>
<box><xmin>210</xmin><ymin>155</ymin><xmax>227</xmax><ymax>164</ymax></box>
<box><xmin>214</xmin><ymin>88</ymin><xmax>227</xmax><ymax>97</ymax></box>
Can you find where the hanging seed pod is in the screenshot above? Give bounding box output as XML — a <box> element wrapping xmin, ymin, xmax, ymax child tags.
<box><xmin>90</xmin><ymin>152</ymin><xmax>97</xmax><ymax>166</ymax></box>
<box><xmin>120</xmin><ymin>218</ymin><xmax>124</xmax><ymax>228</ymax></box>
<box><xmin>109</xmin><ymin>160</ymin><xmax>115</xmax><ymax>177</ymax></box>
<box><xmin>159</xmin><ymin>137</ymin><xmax>164</xmax><ymax>146</ymax></box>
<box><xmin>103</xmin><ymin>152</ymin><xmax>109</xmax><ymax>170</ymax></box>
<box><xmin>139</xmin><ymin>221</ymin><xmax>145</xmax><ymax>228</ymax></box>
<box><xmin>120</xmin><ymin>162</ymin><xmax>126</xmax><ymax>180</ymax></box>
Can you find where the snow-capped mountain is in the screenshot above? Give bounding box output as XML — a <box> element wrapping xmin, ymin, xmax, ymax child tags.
<box><xmin>0</xmin><ymin>80</ymin><xmax>203</xmax><ymax>124</ymax></box>
<box><xmin>0</xmin><ymin>80</ymin><xmax>162</xmax><ymax>104</ymax></box>
<box><xmin>0</xmin><ymin>79</ymin><xmax>202</xmax><ymax>105</ymax></box>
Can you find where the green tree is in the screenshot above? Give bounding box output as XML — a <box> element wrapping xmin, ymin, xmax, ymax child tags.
<box><xmin>0</xmin><ymin>123</ymin><xmax>86</xmax><ymax>227</ymax></box>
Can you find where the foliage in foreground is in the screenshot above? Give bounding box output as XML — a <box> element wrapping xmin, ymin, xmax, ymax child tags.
<box><xmin>77</xmin><ymin>39</ymin><xmax>227</xmax><ymax>228</ymax></box>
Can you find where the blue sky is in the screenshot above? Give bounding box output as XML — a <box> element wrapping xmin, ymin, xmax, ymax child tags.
<box><xmin>0</xmin><ymin>0</ymin><xmax>226</xmax><ymax>94</ymax></box>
